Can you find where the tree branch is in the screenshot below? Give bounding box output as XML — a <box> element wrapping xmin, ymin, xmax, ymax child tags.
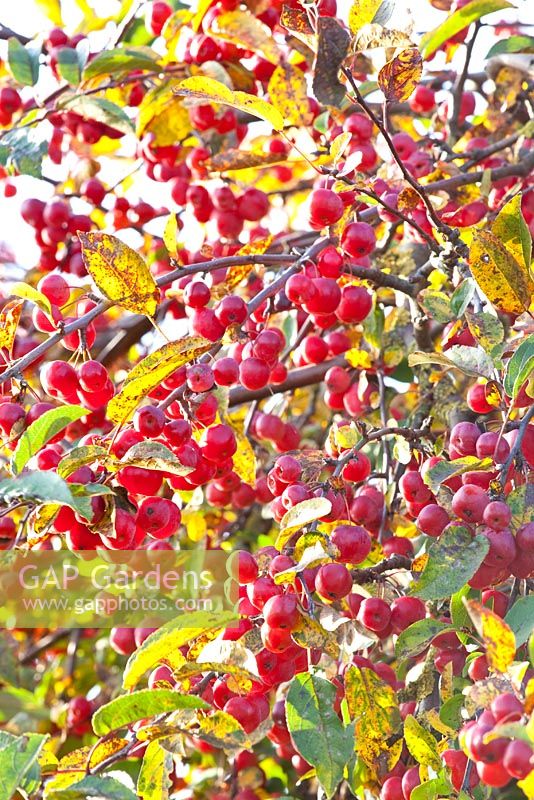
<box><xmin>450</xmin><ymin>21</ymin><xmax>482</xmax><ymax>141</ymax></box>
<box><xmin>0</xmin><ymin>23</ymin><xmax>30</xmax><ymax>44</ymax></box>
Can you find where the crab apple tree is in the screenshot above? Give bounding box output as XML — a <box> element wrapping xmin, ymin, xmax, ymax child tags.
<box><xmin>0</xmin><ymin>0</ymin><xmax>533</xmax><ymax>798</ymax></box>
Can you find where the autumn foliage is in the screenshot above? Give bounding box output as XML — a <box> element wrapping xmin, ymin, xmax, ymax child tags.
<box><xmin>0</xmin><ymin>0</ymin><xmax>533</xmax><ymax>798</ymax></box>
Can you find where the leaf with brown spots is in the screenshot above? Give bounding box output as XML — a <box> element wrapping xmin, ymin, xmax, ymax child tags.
<box><xmin>78</xmin><ymin>232</ymin><xmax>160</xmax><ymax>317</ymax></box>
<box><xmin>491</xmin><ymin>192</ymin><xmax>532</xmax><ymax>272</ymax></box>
<box><xmin>211</xmin><ymin>235</ymin><xmax>273</xmax><ymax>300</ymax></box>
<box><xmin>348</xmin><ymin>0</ymin><xmax>382</xmax><ymax>34</ymax></box>
<box><xmin>464</xmin><ymin>599</ymin><xmax>516</xmax><ymax>673</ymax></box>
<box><xmin>207</xmin><ymin>8</ymin><xmax>281</xmax><ymax>63</ymax></box>
<box><xmin>280</xmin><ymin>5</ymin><xmax>316</xmax><ymax>52</ymax></box>
<box><xmin>345</xmin><ymin>665</ymin><xmax>401</xmax><ymax>772</ymax></box>
<box><xmin>353</xmin><ymin>24</ymin><xmax>414</xmax><ymax>52</ymax></box>
<box><xmin>469</xmin><ymin>229</ymin><xmax>534</xmax><ymax>315</ymax></box>
<box><xmin>313</xmin><ymin>17</ymin><xmax>351</xmax><ymax>108</ymax></box>
<box><xmin>107</xmin><ymin>337</ymin><xmax>212</xmax><ymax>425</ymax></box>
<box><xmin>175</xmin><ymin>76</ymin><xmax>284</xmax><ymax>130</ymax></box>
<box><xmin>268</xmin><ymin>63</ymin><xmax>310</xmax><ymax>127</ymax></box>
<box><xmin>0</xmin><ymin>299</ymin><xmax>24</xmax><ymax>353</ymax></box>
<box><xmin>136</xmin><ymin>85</ymin><xmax>191</xmax><ymax>147</ymax></box>
<box><xmin>378</xmin><ymin>48</ymin><xmax>423</xmax><ymax>102</ymax></box>
<box><xmin>208</xmin><ymin>149</ymin><xmax>282</xmax><ymax>172</ymax></box>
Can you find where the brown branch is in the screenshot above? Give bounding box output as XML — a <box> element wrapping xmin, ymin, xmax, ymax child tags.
<box><xmin>450</xmin><ymin>21</ymin><xmax>482</xmax><ymax>141</ymax></box>
<box><xmin>342</xmin><ymin>66</ymin><xmax>448</xmax><ymax>235</ymax></box>
<box><xmin>20</xmin><ymin>629</ymin><xmax>70</xmax><ymax>664</ymax></box>
<box><xmin>499</xmin><ymin>405</ymin><xmax>534</xmax><ymax>484</ymax></box>
<box><xmin>0</xmin><ymin>23</ymin><xmax>30</xmax><ymax>44</ymax></box>
<box><xmin>229</xmin><ymin>356</ymin><xmax>346</xmax><ymax>406</ymax></box>
<box><xmin>351</xmin><ymin>555</ymin><xmax>412</xmax><ymax>583</ymax></box>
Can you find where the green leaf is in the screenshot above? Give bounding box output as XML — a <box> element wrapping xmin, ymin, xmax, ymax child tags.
<box><xmin>450</xmin><ymin>584</ymin><xmax>478</xmax><ymax>630</ymax></box>
<box><xmin>62</xmin><ymin>96</ymin><xmax>134</xmax><ymax>134</ymax></box>
<box><xmin>439</xmin><ymin>694</ymin><xmax>464</xmax><ymax>730</ymax></box>
<box><xmin>420</xmin><ymin>0</ymin><xmax>514</xmax><ymax>59</ymax></box>
<box><xmin>411</xmin><ymin>525</ymin><xmax>490</xmax><ymax>601</ymax></box>
<box><xmin>0</xmin><ymin>127</ymin><xmax>48</xmax><ymax>178</ymax></box>
<box><xmin>0</xmin><ymin>472</ymin><xmax>97</xmax><ymax>520</ymax></box>
<box><xmin>47</xmin><ymin>775</ymin><xmax>137</xmax><ymax>800</ymax></box>
<box><xmin>92</xmin><ymin>688</ymin><xmax>209</xmax><ymax>736</ymax></box>
<box><xmin>486</xmin><ymin>35</ymin><xmax>534</xmax><ymax>58</ymax></box>
<box><xmin>0</xmin><ymin>732</ymin><xmax>47</xmax><ymax>800</ymax></box>
<box><xmin>505</xmin><ymin>596</ymin><xmax>534</xmax><ymax>647</ymax></box>
<box><xmin>286</xmin><ymin>673</ymin><xmax>353</xmax><ymax>799</ymax></box>
<box><xmin>83</xmin><ymin>47</ymin><xmax>160</xmax><ymax>79</ymax></box>
<box><xmin>137</xmin><ymin>740</ymin><xmax>173</xmax><ymax>800</ymax></box>
<box><xmin>7</xmin><ymin>38</ymin><xmax>39</xmax><ymax>86</ymax></box>
<box><xmin>411</xmin><ymin>774</ymin><xmax>453</xmax><ymax>800</ymax></box>
<box><xmin>123</xmin><ymin>610</ymin><xmax>238</xmax><ymax>689</ymax></box>
<box><xmin>11</xmin><ymin>405</ymin><xmax>87</xmax><ymax>475</ymax></box>
<box><xmin>57</xmin><ymin>47</ymin><xmax>83</xmax><ymax>85</ymax></box>
<box><xmin>423</xmin><ymin>456</ymin><xmax>494</xmax><ymax>495</ymax></box>
<box><xmin>395</xmin><ymin>619</ymin><xmax>453</xmax><ymax>660</ymax></box>
<box><xmin>450</xmin><ymin>278</ymin><xmax>476</xmax><ymax>318</ymax></box>
<box><xmin>504</xmin><ymin>334</ymin><xmax>534</xmax><ymax>399</ymax></box>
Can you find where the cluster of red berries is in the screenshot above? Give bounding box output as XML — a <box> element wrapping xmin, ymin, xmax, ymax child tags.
<box><xmin>20</xmin><ymin>198</ymin><xmax>92</xmax><ymax>274</ymax></box>
<box><xmin>460</xmin><ymin>693</ymin><xmax>533</xmax><ymax>788</ymax></box>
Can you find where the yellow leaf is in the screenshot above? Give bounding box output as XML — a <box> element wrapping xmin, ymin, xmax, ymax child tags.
<box><xmin>403</xmin><ymin>714</ymin><xmax>442</xmax><ymax>770</ymax></box>
<box><xmin>378</xmin><ymin>48</ymin><xmax>423</xmax><ymax>103</ymax></box>
<box><xmin>268</xmin><ymin>64</ymin><xmax>310</xmax><ymax>127</ymax></box>
<box><xmin>10</xmin><ymin>282</ymin><xmax>52</xmax><ymax>316</ymax></box>
<box><xmin>137</xmin><ymin>86</ymin><xmax>191</xmax><ymax>147</ymax></box>
<box><xmin>464</xmin><ymin>600</ymin><xmax>516</xmax><ymax>673</ymax></box>
<box><xmin>292</xmin><ymin>615</ymin><xmax>340</xmax><ymax>659</ymax></box>
<box><xmin>232</xmin><ymin>431</ymin><xmax>257</xmax><ymax>486</ymax></box>
<box><xmin>123</xmin><ymin>610</ymin><xmax>237</xmax><ymax>689</ymax></box>
<box><xmin>35</xmin><ymin>0</ymin><xmax>63</xmax><ymax>25</ymax></box>
<box><xmin>345</xmin><ymin>348</ymin><xmax>373</xmax><ymax>369</ymax></box>
<box><xmin>412</xmin><ymin>553</ymin><xmax>429</xmax><ymax>573</ymax></box>
<box><xmin>163</xmin><ymin>213</ymin><xmax>180</xmax><ymax>257</ymax></box>
<box><xmin>0</xmin><ymin>299</ymin><xmax>24</xmax><ymax>353</ymax></box>
<box><xmin>208</xmin><ymin>149</ymin><xmax>283</xmax><ymax>173</ymax></box>
<box><xmin>196</xmin><ymin>710</ymin><xmax>250</xmax><ymax>752</ymax></box>
<box><xmin>345</xmin><ymin>666</ymin><xmax>400</xmax><ymax>771</ymax></box>
<box><xmin>211</xmin><ymin>236</ymin><xmax>273</xmax><ymax>301</ymax></box>
<box><xmin>78</xmin><ymin>232</ymin><xmax>159</xmax><ymax>317</ymax></box>
<box><xmin>348</xmin><ymin>0</ymin><xmax>382</xmax><ymax>34</ymax></box>
<box><xmin>175</xmin><ymin>76</ymin><xmax>284</xmax><ymax>131</ymax></box>
<box><xmin>469</xmin><ymin>230</ymin><xmax>534</xmax><ymax>315</ymax></box>
<box><xmin>107</xmin><ymin>337</ymin><xmax>212</xmax><ymax>425</ymax></box>
<box><xmin>276</xmin><ymin>497</ymin><xmax>333</xmax><ymax>551</ymax></box>
<box><xmin>208</xmin><ymin>9</ymin><xmax>281</xmax><ymax>64</ymax></box>
<box><xmin>518</xmin><ymin>770</ymin><xmax>534</xmax><ymax>800</ymax></box>
<box><xmin>181</xmin><ymin>508</ymin><xmax>208</xmax><ymax>542</ymax></box>
<box><xmin>280</xmin><ymin>5</ymin><xmax>316</xmax><ymax>52</ymax></box>
<box><xmin>330</xmin><ymin>131</ymin><xmax>352</xmax><ymax>166</ymax></box>
<box><xmin>333</xmin><ymin>423</ymin><xmax>360</xmax><ymax>450</ymax></box>
<box><xmin>191</xmin><ymin>0</ymin><xmax>215</xmax><ymax>32</ymax></box>
<box><xmin>491</xmin><ymin>193</ymin><xmax>532</xmax><ymax>273</ymax></box>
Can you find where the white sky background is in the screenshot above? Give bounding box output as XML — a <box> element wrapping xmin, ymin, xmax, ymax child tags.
<box><xmin>0</xmin><ymin>0</ymin><xmax>529</xmax><ymax>272</ymax></box>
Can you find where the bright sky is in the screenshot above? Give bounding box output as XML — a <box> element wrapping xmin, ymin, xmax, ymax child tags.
<box><xmin>0</xmin><ymin>0</ymin><xmax>528</xmax><ymax>271</ymax></box>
